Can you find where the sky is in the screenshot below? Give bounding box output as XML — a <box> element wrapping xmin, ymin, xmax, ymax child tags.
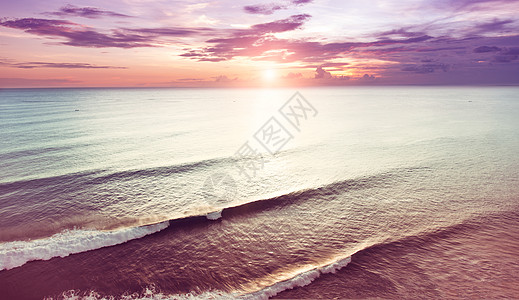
<box><xmin>0</xmin><ymin>0</ymin><xmax>518</xmax><ymax>87</ymax></box>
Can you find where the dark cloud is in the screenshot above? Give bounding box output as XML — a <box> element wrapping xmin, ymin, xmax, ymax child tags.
<box><xmin>360</xmin><ymin>74</ymin><xmax>376</xmax><ymax>80</ymax></box>
<box><xmin>474</xmin><ymin>46</ymin><xmax>501</xmax><ymax>53</ymax></box>
<box><xmin>401</xmin><ymin>63</ymin><xmax>450</xmax><ymax>73</ymax></box>
<box><xmin>475</xmin><ymin>19</ymin><xmax>514</xmax><ymax>34</ymax></box>
<box><xmin>45</xmin><ymin>4</ymin><xmax>131</xmax><ymax>19</ymax></box>
<box><xmin>244</xmin><ymin>0</ymin><xmax>313</xmax><ymax>15</ymax></box>
<box><xmin>0</xmin><ymin>18</ymin><xmax>209</xmax><ymax>48</ymax></box>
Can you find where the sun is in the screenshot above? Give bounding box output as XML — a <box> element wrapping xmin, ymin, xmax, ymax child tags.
<box><xmin>262</xmin><ymin>69</ymin><xmax>277</xmax><ymax>82</ymax></box>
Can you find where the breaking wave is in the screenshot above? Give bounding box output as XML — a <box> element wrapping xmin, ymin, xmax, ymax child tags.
<box><xmin>0</xmin><ymin>221</ymin><xmax>170</xmax><ymax>271</ymax></box>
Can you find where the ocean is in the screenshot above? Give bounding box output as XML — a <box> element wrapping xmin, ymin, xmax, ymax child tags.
<box><xmin>0</xmin><ymin>87</ymin><xmax>518</xmax><ymax>299</ymax></box>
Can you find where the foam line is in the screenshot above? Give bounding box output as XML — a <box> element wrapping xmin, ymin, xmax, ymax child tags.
<box><xmin>0</xmin><ymin>221</ymin><xmax>170</xmax><ymax>271</ymax></box>
<box><xmin>242</xmin><ymin>256</ymin><xmax>352</xmax><ymax>300</ymax></box>
<box><xmin>51</xmin><ymin>256</ymin><xmax>352</xmax><ymax>299</ymax></box>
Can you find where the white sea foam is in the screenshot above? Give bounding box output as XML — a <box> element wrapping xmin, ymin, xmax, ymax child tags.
<box><xmin>52</xmin><ymin>287</ymin><xmax>237</xmax><ymax>300</ymax></box>
<box><xmin>241</xmin><ymin>256</ymin><xmax>352</xmax><ymax>300</ymax></box>
<box><xmin>46</xmin><ymin>254</ymin><xmax>352</xmax><ymax>300</ymax></box>
<box><xmin>0</xmin><ymin>221</ymin><xmax>170</xmax><ymax>271</ymax></box>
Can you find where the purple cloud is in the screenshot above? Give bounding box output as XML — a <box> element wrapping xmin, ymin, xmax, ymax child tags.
<box><xmin>180</xmin><ymin>14</ymin><xmax>311</xmax><ymax>61</ymax></box>
<box><xmin>0</xmin><ymin>18</ymin><xmax>209</xmax><ymax>48</ymax></box>
<box><xmin>248</xmin><ymin>13</ymin><xmax>311</xmax><ymax>34</ymax></box>
<box><xmin>475</xmin><ymin>19</ymin><xmax>514</xmax><ymax>34</ymax></box>
<box><xmin>182</xmin><ymin>18</ymin><xmax>433</xmax><ymax>63</ymax></box>
<box><xmin>244</xmin><ymin>0</ymin><xmax>313</xmax><ymax>15</ymax></box>
<box><xmin>401</xmin><ymin>63</ymin><xmax>450</xmax><ymax>73</ymax></box>
<box><xmin>0</xmin><ymin>60</ymin><xmax>126</xmax><ymax>69</ymax></box>
<box><xmin>126</xmin><ymin>27</ymin><xmax>211</xmax><ymax>36</ymax></box>
<box><xmin>360</xmin><ymin>74</ymin><xmax>377</xmax><ymax>81</ymax></box>
<box><xmin>502</xmin><ymin>47</ymin><xmax>519</xmax><ymax>55</ymax></box>
<box><xmin>314</xmin><ymin>66</ymin><xmax>332</xmax><ymax>79</ymax></box>
<box><xmin>474</xmin><ymin>46</ymin><xmax>501</xmax><ymax>53</ymax></box>
<box><xmin>378</xmin><ymin>28</ymin><xmax>427</xmax><ymax>38</ymax></box>
<box><xmin>244</xmin><ymin>4</ymin><xmax>284</xmax><ymax>15</ymax></box>
<box><xmin>0</xmin><ymin>18</ymin><xmax>154</xmax><ymax>48</ymax></box>
<box><xmin>493</xmin><ymin>55</ymin><xmax>517</xmax><ymax>63</ymax></box>
<box><xmin>45</xmin><ymin>4</ymin><xmax>131</xmax><ymax>19</ymax></box>
<box><xmin>429</xmin><ymin>0</ymin><xmax>512</xmax><ymax>13</ymax></box>
<box><xmin>493</xmin><ymin>48</ymin><xmax>519</xmax><ymax>63</ymax></box>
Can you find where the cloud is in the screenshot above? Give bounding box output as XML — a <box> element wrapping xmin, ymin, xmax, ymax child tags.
<box><xmin>0</xmin><ymin>18</ymin><xmax>209</xmax><ymax>48</ymax></box>
<box><xmin>493</xmin><ymin>48</ymin><xmax>519</xmax><ymax>63</ymax></box>
<box><xmin>125</xmin><ymin>27</ymin><xmax>210</xmax><ymax>36</ymax></box>
<box><xmin>247</xmin><ymin>13</ymin><xmax>311</xmax><ymax>34</ymax></box>
<box><xmin>0</xmin><ymin>18</ymin><xmax>154</xmax><ymax>48</ymax></box>
<box><xmin>244</xmin><ymin>0</ymin><xmax>313</xmax><ymax>15</ymax></box>
<box><xmin>298</xmin><ymin>62</ymin><xmax>349</xmax><ymax>69</ymax></box>
<box><xmin>477</xmin><ymin>47</ymin><xmax>519</xmax><ymax>63</ymax></box>
<box><xmin>378</xmin><ymin>28</ymin><xmax>427</xmax><ymax>38</ymax></box>
<box><xmin>401</xmin><ymin>63</ymin><xmax>450</xmax><ymax>73</ymax></box>
<box><xmin>177</xmin><ymin>78</ymin><xmax>204</xmax><ymax>81</ymax></box>
<box><xmin>474</xmin><ymin>18</ymin><xmax>514</xmax><ymax>34</ymax></box>
<box><xmin>0</xmin><ymin>60</ymin><xmax>126</xmax><ymax>69</ymax></box>
<box><xmin>181</xmin><ymin>14</ymin><xmax>439</xmax><ymax>64</ymax></box>
<box><xmin>45</xmin><ymin>4</ymin><xmax>132</xmax><ymax>19</ymax></box>
<box><xmin>213</xmin><ymin>75</ymin><xmax>237</xmax><ymax>82</ymax></box>
<box><xmin>244</xmin><ymin>4</ymin><xmax>284</xmax><ymax>15</ymax></box>
<box><xmin>493</xmin><ymin>55</ymin><xmax>517</xmax><ymax>63</ymax></box>
<box><xmin>314</xmin><ymin>66</ymin><xmax>332</xmax><ymax>79</ymax></box>
<box><xmin>474</xmin><ymin>46</ymin><xmax>501</xmax><ymax>53</ymax></box>
<box><xmin>195</xmin><ymin>34</ymin><xmax>432</xmax><ymax>63</ymax></box>
<box><xmin>283</xmin><ymin>72</ymin><xmax>303</xmax><ymax>79</ymax></box>
<box><xmin>0</xmin><ymin>77</ymin><xmax>80</xmax><ymax>87</ymax></box>
<box><xmin>360</xmin><ymin>74</ymin><xmax>376</xmax><ymax>80</ymax></box>
<box><xmin>502</xmin><ymin>47</ymin><xmax>519</xmax><ymax>55</ymax></box>
<box><xmin>429</xmin><ymin>0</ymin><xmax>513</xmax><ymax>13</ymax></box>
<box><xmin>180</xmin><ymin>14</ymin><xmax>311</xmax><ymax>61</ymax></box>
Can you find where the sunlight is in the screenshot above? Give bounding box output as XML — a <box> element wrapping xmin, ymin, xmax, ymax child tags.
<box><xmin>262</xmin><ymin>69</ymin><xmax>277</xmax><ymax>82</ymax></box>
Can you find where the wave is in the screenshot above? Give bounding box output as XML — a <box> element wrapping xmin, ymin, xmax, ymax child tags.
<box><xmin>241</xmin><ymin>256</ymin><xmax>352</xmax><ymax>300</ymax></box>
<box><xmin>51</xmin><ymin>255</ymin><xmax>353</xmax><ymax>300</ymax></box>
<box><xmin>0</xmin><ymin>221</ymin><xmax>169</xmax><ymax>271</ymax></box>
<box><xmin>32</xmin><ymin>208</ymin><xmax>519</xmax><ymax>300</ymax></box>
<box><xmin>197</xmin><ymin>166</ymin><xmax>428</xmax><ymax>219</ymax></box>
<box><xmin>0</xmin><ymin>155</ymin><xmax>233</xmax><ymax>188</ymax></box>
<box><xmin>54</xmin><ymin>288</ymin><xmax>238</xmax><ymax>300</ymax></box>
<box><xmin>0</xmin><ymin>166</ymin><xmax>430</xmax><ymax>271</ymax></box>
